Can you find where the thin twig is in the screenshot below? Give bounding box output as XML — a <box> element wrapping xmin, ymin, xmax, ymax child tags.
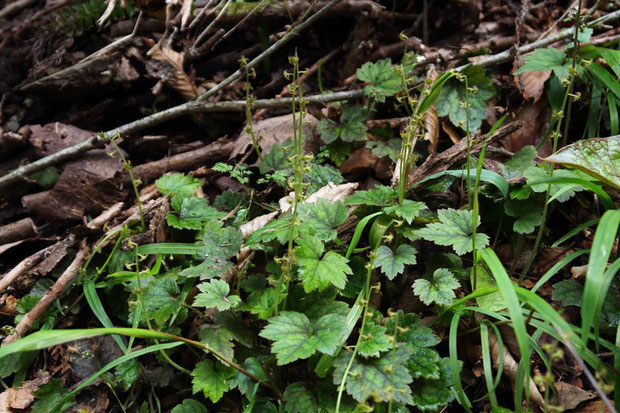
<box><xmin>191</xmin><ymin>0</ymin><xmax>233</xmax><ymax>50</ymax></box>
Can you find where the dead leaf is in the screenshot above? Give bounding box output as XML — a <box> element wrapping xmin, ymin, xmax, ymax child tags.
<box><xmin>340</xmin><ymin>147</ymin><xmax>379</xmax><ymax>180</ymax></box>
<box><xmin>146</xmin><ymin>42</ymin><xmax>199</xmax><ymax>101</ymax></box>
<box><xmin>502</xmin><ymin>100</ymin><xmax>552</xmax><ymax>155</ymax></box>
<box><xmin>280</xmin><ymin>182</ymin><xmax>358</xmax><ymax>213</ymax></box>
<box><xmin>229</xmin><ymin>113</ymin><xmax>320</xmax><ymax>160</ymax></box>
<box><xmin>423</xmin><ymin>106</ymin><xmax>439</xmax><ymax>153</ymax></box>
<box><xmin>0</xmin><ymin>371</ymin><xmax>51</xmax><ymax>411</ymax></box>
<box><xmin>441</xmin><ymin>121</ymin><xmax>462</xmax><ymax>144</ymax></box>
<box><xmin>555</xmin><ymin>381</ymin><xmax>596</xmax><ymax>410</ymax></box>
<box><xmin>515</xmin><ymin>69</ymin><xmax>551</xmax><ymax>103</ymax></box>
<box><xmin>240</xmin><ymin>211</ymin><xmax>278</xmax><ymax>239</ymax></box>
<box><xmin>571</xmin><ymin>400</ymin><xmax>615</xmax><ymax>413</ymax></box>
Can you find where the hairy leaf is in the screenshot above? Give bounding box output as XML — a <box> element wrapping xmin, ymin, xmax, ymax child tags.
<box><xmin>317</xmin><ymin>105</ymin><xmax>367</xmax><ymax>144</ymax></box>
<box><xmin>346</xmin><ymin>185</ymin><xmax>398</xmax><ymax>207</ymax></box>
<box><xmin>412</xmin><ymin>268</ymin><xmax>460</xmax><ymax>306</ymax></box>
<box><xmin>416</xmin><ymin>208</ymin><xmax>489</xmax><ymax>255</ymax></box>
<box><xmin>524</xmin><ymin>166</ymin><xmax>583</xmax><ymax>202</ymax></box>
<box><xmin>515</xmin><ymin>47</ymin><xmax>568</xmax><ymax>79</ymax></box>
<box><xmin>194</xmin><ymin>279</ymin><xmax>242</xmax><ymax>311</ymax></box>
<box><xmin>156</xmin><ymin>173</ymin><xmax>203</xmax><ymax>197</ymax></box>
<box><xmin>167</xmin><ymin>196</ymin><xmax>225</xmax><ymax>230</ymax></box>
<box><xmin>411</xmin><ymin>358</ymin><xmax>457</xmax><ymax>411</ymax></box>
<box><xmin>259</xmin><ymin>311</ymin><xmax>347</xmax><ymax>365</ymax></box>
<box><xmin>298</xmin><ymin>198</ymin><xmax>348</xmax><ymax>241</ymax></box>
<box><xmin>283</xmin><ymin>382</ymin><xmax>318</xmax><ymax>413</ymax></box>
<box><xmin>296</xmin><ymin>235</ymin><xmax>352</xmax><ymax>291</ymax></box>
<box><xmin>199</xmin><ymin>325</ymin><xmax>235</xmax><ymax>360</ymax></box>
<box><xmin>357</xmin><ymin>59</ymin><xmax>401</xmax><ymax>102</ymax></box>
<box><xmin>191</xmin><ymin>360</ymin><xmax>235</xmax><ymax>402</ymax></box>
<box><xmin>384</xmin><ymin>200</ymin><xmax>427</xmax><ymax>224</ymax></box>
<box><xmin>170</xmin><ymin>399</ymin><xmax>207</xmax><ymax>413</ymax></box>
<box><xmin>375</xmin><ymin>244</ymin><xmax>417</xmax><ymax>280</ymax></box>
<box><xmin>358</xmin><ymin>321</ymin><xmax>391</xmax><ymax>358</ymax></box>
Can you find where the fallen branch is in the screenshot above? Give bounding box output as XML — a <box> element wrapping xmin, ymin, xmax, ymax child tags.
<box><xmin>2</xmin><ymin>240</ymin><xmax>89</xmax><ymax>345</ymax></box>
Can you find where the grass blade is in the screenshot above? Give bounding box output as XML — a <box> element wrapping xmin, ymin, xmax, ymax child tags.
<box><xmin>136</xmin><ymin>243</ymin><xmax>203</xmax><ymax>255</ymax></box>
<box><xmin>84</xmin><ymin>280</ymin><xmax>126</xmax><ymax>352</ymax></box>
<box><xmin>551</xmin><ymin>218</ymin><xmax>599</xmax><ymax>247</ymax></box>
<box><xmin>449</xmin><ymin>310</ymin><xmax>472</xmax><ymax>412</ymax></box>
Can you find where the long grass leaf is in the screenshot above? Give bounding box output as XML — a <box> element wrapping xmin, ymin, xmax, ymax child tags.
<box><xmin>551</xmin><ymin>219</ymin><xmax>599</xmax><ymax>247</ymax></box>
<box><xmin>84</xmin><ymin>280</ymin><xmax>126</xmax><ymax>352</ymax></box>
<box><xmin>449</xmin><ymin>311</ymin><xmax>472</xmax><ymax>411</ymax></box>
<box><xmin>528</xmin><ymin>176</ymin><xmax>615</xmax><ymax>210</ymax></box>
<box><xmin>581</xmin><ymin>210</ymin><xmax>620</xmax><ymax>348</ymax></box>
<box><xmin>531</xmin><ymin>249</ymin><xmax>589</xmax><ymax>293</ymax></box>
<box><xmin>345</xmin><ymin>211</ymin><xmax>382</xmax><ymax>259</ymax></box>
<box><xmin>136</xmin><ymin>243</ymin><xmax>203</xmax><ymax>255</ymax></box>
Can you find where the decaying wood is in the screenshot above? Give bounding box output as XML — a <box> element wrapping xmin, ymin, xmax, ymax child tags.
<box><xmin>2</xmin><ymin>240</ymin><xmax>89</xmax><ymax>345</ymax></box>
<box><xmin>0</xmin><ymin>218</ymin><xmax>37</xmax><ymax>245</ymax></box>
<box><xmin>407</xmin><ymin>121</ymin><xmax>522</xmax><ymax>188</ymax></box>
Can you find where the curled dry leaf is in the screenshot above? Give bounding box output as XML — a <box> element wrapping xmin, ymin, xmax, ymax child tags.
<box><xmin>441</xmin><ymin>121</ymin><xmax>461</xmax><ymax>144</ymax></box>
<box><xmin>554</xmin><ymin>381</ymin><xmax>596</xmax><ymax>410</ymax></box>
<box><xmin>279</xmin><ymin>182</ymin><xmax>358</xmax><ymax>213</ymax></box>
<box><xmin>0</xmin><ymin>371</ymin><xmax>51</xmax><ymax>410</ymax></box>
<box><xmin>146</xmin><ymin>42</ymin><xmax>199</xmax><ymax>101</ymax></box>
<box><xmin>423</xmin><ymin>68</ymin><xmax>440</xmax><ymax>154</ymax></box>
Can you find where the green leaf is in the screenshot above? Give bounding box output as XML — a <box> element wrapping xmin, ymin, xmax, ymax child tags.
<box><xmin>259</xmin><ymin>141</ymin><xmax>290</xmax><ymax>174</ymax></box>
<box><xmin>515</xmin><ymin>48</ymin><xmax>568</xmax><ymax>79</ymax></box>
<box><xmin>358</xmin><ymin>321</ymin><xmax>391</xmax><ymax>358</ymax></box>
<box><xmin>171</xmin><ymin>399</ymin><xmax>208</xmax><ymax>413</ymax></box>
<box><xmin>191</xmin><ymin>360</ymin><xmax>235</xmax><ymax>403</ymax></box>
<box><xmin>114</xmin><ymin>359</ymin><xmax>140</xmax><ymax>391</ymax></box>
<box><xmin>194</xmin><ymin>279</ymin><xmax>242</xmax><ymax>311</ymax></box>
<box><xmin>356</xmin><ymin>59</ymin><xmax>401</xmax><ymax>102</ymax></box>
<box><xmin>552</xmin><ymin>280</ymin><xmax>582</xmax><ymax>307</ymax></box>
<box><xmin>229</xmin><ymin>357</ymin><xmax>268</xmax><ymax>396</ymax></box>
<box><xmin>259</xmin><ymin>311</ymin><xmax>347</xmax><ymax>365</ymax></box>
<box><xmin>504</xmin><ymin>198</ymin><xmax>543</xmax><ymax>234</ymax></box>
<box><xmin>411</xmin><ymin>358</ymin><xmax>457</xmax><ymax>411</ymax></box>
<box><xmin>416</xmin><ymin>208</ymin><xmax>489</xmax><ymax>255</ymax></box>
<box><xmin>332</xmin><ymin>346</ymin><xmax>414</xmax><ymax>405</ymax></box>
<box><xmin>199</xmin><ymin>324</ymin><xmax>235</xmax><ymax>360</ymax></box>
<box><xmin>413</xmin><ymin>268</ymin><xmax>460</xmax><ymax>306</ymax></box>
<box><xmin>156</xmin><ymin>173</ymin><xmax>203</xmax><ymax>197</ymax></box>
<box><xmin>346</xmin><ymin>185</ymin><xmax>398</xmax><ymax>207</ymax></box>
<box><xmin>243</xmin><ymin>287</ymin><xmax>284</xmax><ymax>320</ymax></box>
<box><xmin>524</xmin><ymin>166</ymin><xmax>583</xmax><ymax>201</ymax></box>
<box><xmin>436</xmin><ymin>65</ymin><xmax>496</xmax><ymax>131</ymax></box>
<box><xmin>500</xmin><ymin>145</ymin><xmax>537</xmax><ymax>179</ymax></box>
<box><xmin>375</xmin><ymin>244</ymin><xmax>417</xmax><ymax>280</ymax></box>
<box><xmin>366</xmin><ymin>138</ymin><xmax>402</xmax><ymax>162</ymax></box>
<box><xmin>471</xmin><ymin>264</ymin><xmax>507</xmax><ymax>312</ymax></box>
<box><xmin>542</xmin><ymin>135</ymin><xmax>620</xmax><ymax>190</ymax></box>
<box><xmin>297</xmin><ymin>198</ymin><xmax>348</xmax><ymax>242</ymax></box>
<box><xmin>307</xmin><ymin>163</ymin><xmax>343</xmax><ymax>193</ymax></box>
<box><xmin>32</xmin><ymin>379</ymin><xmax>74</xmax><ymax>413</ymax></box>
<box><xmin>283</xmin><ymin>382</ymin><xmax>318</xmax><ymax>413</ymax></box>
<box><xmin>128</xmin><ymin>275</ymin><xmax>181</xmax><ymax>327</ymax></box>
<box><xmin>166</xmin><ymin>196</ymin><xmax>226</xmax><ymax>230</ymax></box>
<box><xmin>317</xmin><ymin>105</ymin><xmax>367</xmax><ymax>144</ymax></box>
<box><xmin>384</xmin><ymin>200</ymin><xmax>427</xmax><ymax>224</ymax></box>
<box><xmin>296</xmin><ymin>235</ymin><xmax>352</xmax><ymax>292</ymax></box>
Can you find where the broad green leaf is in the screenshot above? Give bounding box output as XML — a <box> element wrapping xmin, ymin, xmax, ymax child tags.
<box><xmin>332</xmin><ymin>346</ymin><xmax>414</xmax><ymax>405</ymax></box>
<box><xmin>243</xmin><ymin>288</ymin><xmax>283</xmax><ymax>320</ymax></box>
<box><xmin>128</xmin><ymin>275</ymin><xmax>182</xmax><ymax>328</ymax></box>
<box><xmin>298</xmin><ymin>198</ymin><xmax>348</xmax><ymax>241</ymax></box>
<box><xmin>543</xmin><ymin>135</ymin><xmax>620</xmax><ymax>190</ymax></box>
<box><xmin>32</xmin><ymin>379</ymin><xmax>74</xmax><ymax>413</ymax></box>
<box><xmin>156</xmin><ymin>173</ymin><xmax>203</xmax><ymax>197</ymax></box>
<box><xmin>375</xmin><ymin>244</ymin><xmax>417</xmax><ymax>280</ymax></box>
<box><xmin>358</xmin><ymin>321</ymin><xmax>391</xmax><ymax>358</ymax></box>
<box><xmin>171</xmin><ymin>399</ymin><xmax>207</xmax><ymax>413</ymax></box>
<box><xmin>283</xmin><ymin>382</ymin><xmax>318</xmax><ymax>413</ymax></box>
<box><xmin>504</xmin><ymin>198</ymin><xmax>543</xmax><ymax>234</ymax></box>
<box><xmin>436</xmin><ymin>65</ymin><xmax>496</xmax><ymax>131</ymax></box>
<box><xmin>346</xmin><ymin>185</ymin><xmax>398</xmax><ymax>207</ymax></box>
<box><xmin>199</xmin><ymin>324</ymin><xmax>235</xmax><ymax>360</ymax></box>
<box><xmin>307</xmin><ymin>163</ymin><xmax>343</xmax><ymax>193</ymax></box>
<box><xmin>412</xmin><ymin>268</ymin><xmax>460</xmax><ymax>306</ymax></box>
<box><xmin>471</xmin><ymin>264</ymin><xmax>506</xmax><ymax>312</ymax></box>
<box><xmin>416</xmin><ymin>208</ymin><xmax>489</xmax><ymax>255</ymax></box>
<box><xmin>296</xmin><ymin>235</ymin><xmax>352</xmax><ymax>292</ymax></box>
<box><xmin>114</xmin><ymin>359</ymin><xmax>140</xmax><ymax>391</ymax></box>
<box><xmin>411</xmin><ymin>358</ymin><xmax>457</xmax><ymax>411</ymax></box>
<box><xmin>166</xmin><ymin>196</ymin><xmax>225</xmax><ymax>230</ymax></box>
<box><xmin>366</xmin><ymin>138</ymin><xmax>402</xmax><ymax>162</ymax></box>
<box><xmin>515</xmin><ymin>47</ymin><xmax>568</xmax><ymax>79</ymax></box>
<box><xmin>229</xmin><ymin>357</ymin><xmax>268</xmax><ymax>397</ymax></box>
<box><xmin>191</xmin><ymin>360</ymin><xmax>235</xmax><ymax>403</ymax></box>
<box><xmin>317</xmin><ymin>105</ymin><xmax>367</xmax><ymax>144</ymax></box>
<box><xmin>356</xmin><ymin>59</ymin><xmax>401</xmax><ymax>102</ymax></box>
<box><xmin>259</xmin><ymin>141</ymin><xmax>290</xmax><ymax>174</ymax></box>
<box><xmin>194</xmin><ymin>279</ymin><xmax>242</xmax><ymax>311</ymax></box>
<box><xmin>259</xmin><ymin>311</ymin><xmax>347</xmax><ymax>365</ymax></box>
<box><xmin>500</xmin><ymin>145</ymin><xmax>537</xmax><ymax>179</ymax></box>
<box><xmin>384</xmin><ymin>200</ymin><xmax>427</xmax><ymax>224</ymax></box>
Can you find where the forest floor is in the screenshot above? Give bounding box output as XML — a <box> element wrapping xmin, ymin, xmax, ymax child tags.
<box><xmin>0</xmin><ymin>0</ymin><xmax>620</xmax><ymax>412</ymax></box>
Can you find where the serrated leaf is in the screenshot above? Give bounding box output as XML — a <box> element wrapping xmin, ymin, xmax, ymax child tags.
<box><xmin>166</xmin><ymin>197</ymin><xmax>226</xmax><ymax>230</ymax></box>
<box><xmin>259</xmin><ymin>141</ymin><xmax>290</xmax><ymax>174</ymax></box>
<box><xmin>406</xmin><ymin>347</ymin><xmax>440</xmax><ymax>379</ymax></box>
<box><xmin>191</xmin><ymin>360</ymin><xmax>235</xmax><ymax>403</ymax></box>
<box><xmin>259</xmin><ymin>311</ymin><xmax>347</xmax><ymax>365</ymax></box>
<box><xmin>283</xmin><ymin>382</ymin><xmax>319</xmax><ymax>413</ymax></box>
<box><xmin>504</xmin><ymin>198</ymin><xmax>543</xmax><ymax>234</ymax></box>
<box><xmin>243</xmin><ymin>287</ymin><xmax>284</xmax><ymax>320</ymax></box>
<box><xmin>296</xmin><ymin>235</ymin><xmax>352</xmax><ymax>292</ymax></box>
<box><xmin>346</xmin><ymin>185</ymin><xmax>398</xmax><ymax>207</ymax></box>
<box><xmin>375</xmin><ymin>244</ymin><xmax>417</xmax><ymax>280</ymax></box>
<box><xmin>115</xmin><ymin>359</ymin><xmax>140</xmax><ymax>391</ymax></box>
<box><xmin>332</xmin><ymin>346</ymin><xmax>414</xmax><ymax>405</ymax></box>
<box><xmin>229</xmin><ymin>357</ymin><xmax>268</xmax><ymax>396</ymax></box>
<box><xmin>199</xmin><ymin>324</ymin><xmax>235</xmax><ymax>360</ymax></box>
<box><xmin>472</xmin><ymin>264</ymin><xmax>507</xmax><ymax>312</ymax></box>
<box><xmin>357</xmin><ymin>59</ymin><xmax>401</xmax><ymax>102</ymax></box>
<box><xmin>317</xmin><ymin>105</ymin><xmax>367</xmax><ymax>144</ymax></box>
<box><xmin>384</xmin><ymin>200</ymin><xmax>427</xmax><ymax>224</ymax></box>
<box><xmin>170</xmin><ymin>399</ymin><xmax>207</xmax><ymax>413</ymax></box>
<box><xmin>411</xmin><ymin>358</ymin><xmax>456</xmax><ymax>411</ymax></box>
<box><xmin>436</xmin><ymin>65</ymin><xmax>496</xmax><ymax>131</ymax></box>
<box><xmin>543</xmin><ymin>135</ymin><xmax>620</xmax><ymax>190</ymax></box>
<box><xmin>366</xmin><ymin>138</ymin><xmax>402</xmax><ymax>162</ymax></box>
<box><xmin>156</xmin><ymin>173</ymin><xmax>203</xmax><ymax>197</ymax></box>
<box><xmin>524</xmin><ymin>166</ymin><xmax>583</xmax><ymax>202</ymax></box>
<box><xmin>515</xmin><ymin>48</ymin><xmax>568</xmax><ymax>80</ymax></box>
<box><xmin>179</xmin><ymin>258</ymin><xmax>232</xmax><ymax>279</ymax></box>
<box><xmin>298</xmin><ymin>198</ymin><xmax>348</xmax><ymax>241</ymax></box>
<box><xmin>307</xmin><ymin>163</ymin><xmax>344</xmax><ymax>193</ymax></box>
<box><xmin>416</xmin><ymin>208</ymin><xmax>489</xmax><ymax>255</ymax></box>
<box><xmin>501</xmin><ymin>145</ymin><xmax>537</xmax><ymax>179</ymax></box>
<box><xmin>413</xmin><ymin>268</ymin><xmax>460</xmax><ymax>306</ymax></box>
<box><xmin>31</xmin><ymin>379</ymin><xmax>74</xmax><ymax>413</ymax></box>
<box><xmin>358</xmin><ymin>321</ymin><xmax>391</xmax><ymax>358</ymax></box>
<box><xmin>128</xmin><ymin>275</ymin><xmax>181</xmax><ymax>327</ymax></box>
<box><xmin>194</xmin><ymin>279</ymin><xmax>242</xmax><ymax>311</ymax></box>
